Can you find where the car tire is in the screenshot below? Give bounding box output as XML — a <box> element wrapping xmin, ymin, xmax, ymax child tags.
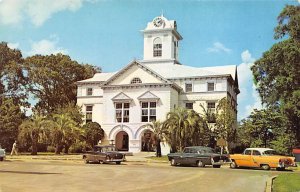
<box><xmin>83</xmin><ymin>157</ymin><xmax>89</xmax><ymax>164</ymax></box>
<box><xmin>230</xmin><ymin>160</ymin><xmax>238</xmax><ymax>169</ymax></box>
<box><xmin>170</xmin><ymin>158</ymin><xmax>177</xmax><ymax>166</ymax></box>
<box><xmin>197</xmin><ymin>160</ymin><xmax>205</xmax><ymax>167</ymax></box>
<box><xmin>261</xmin><ymin>164</ymin><xmax>270</xmax><ymax>170</ymax></box>
<box><xmin>276</xmin><ymin>167</ymin><xmax>285</xmax><ymax>171</ymax></box>
<box><xmin>116</xmin><ymin>162</ymin><xmax>121</xmax><ymax>165</ymax></box>
<box><xmin>213</xmin><ymin>165</ymin><xmax>221</xmax><ymax>168</ymax></box>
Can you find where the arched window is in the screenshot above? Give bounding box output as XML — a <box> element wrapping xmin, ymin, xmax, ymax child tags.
<box><xmin>153</xmin><ymin>38</ymin><xmax>162</xmax><ymax>57</ymax></box>
<box><xmin>131</xmin><ymin>77</ymin><xmax>142</xmax><ymax>84</ymax></box>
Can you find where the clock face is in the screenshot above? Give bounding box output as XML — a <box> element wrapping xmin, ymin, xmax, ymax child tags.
<box><xmin>153</xmin><ymin>17</ymin><xmax>164</xmax><ymax>27</ymax></box>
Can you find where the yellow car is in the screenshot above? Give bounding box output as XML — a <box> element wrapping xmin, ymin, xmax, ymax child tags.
<box><xmin>229</xmin><ymin>148</ymin><xmax>297</xmax><ymax>170</ymax></box>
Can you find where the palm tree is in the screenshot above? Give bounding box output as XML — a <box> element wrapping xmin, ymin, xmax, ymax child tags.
<box><xmin>147</xmin><ymin>121</ymin><xmax>164</xmax><ymax>157</ymax></box>
<box><xmin>18</xmin><ymin>115</ymin><xmax>50</xmax><ymax>155</ymax></box>
<box><xmin>51</xmin><ymin>114</ymin><xmax>82</xmax><ymax>154</ymax></box>
<box><xmin>163</xmin><ymin>107</ymin><xmax>206</xmax><ymax>152</ymax></box>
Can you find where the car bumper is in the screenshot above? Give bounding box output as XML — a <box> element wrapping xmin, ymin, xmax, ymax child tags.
<box><xmin>105</xmin><ymin>159</ymin><xmax>124</xmax><ymax>162</ymax></box>
<box><xmin>278</xmin><ymin>163</ymin><xmax>298</xmax><ymax>168</ymax></box>
<box><xmin>212</xmin><ymin>159</ymin><xmax>232</xmax><ymax>165</ymax></box>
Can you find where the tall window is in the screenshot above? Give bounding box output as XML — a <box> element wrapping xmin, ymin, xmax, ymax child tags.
<box><xmin>115</xmin><ymin>103</ymin><xmax>130</xmax><ymax>123</ymax></box>
<box><xmin>87</xmin><ymin>88</ymin><xmax>93</xmax><ymax>96</ymax></box>
<box><xmin>185</xmin><ymin>83</ymin><xmax>192</xmax><ymax>92</ymax></box>
<box><xmin>153</xmin><ymin>38</ymin><xmax>162</xmax><ymax>57</ymax></box>
<box><xmin>141</xmin><ymin>102</ymin><xmax>156</xmax><ymax>122</ymax></box>
<box><xmin>207</xmin><ymin>82</ymin><xmax>215</xmax><ymax>91</ymax></box>
<box><xmin>131</xmin><ymin>77</ymin><xmax>142</xmax><ymax>84</ymax></box>
<box><xmin>174</xmin><ymin>41</ymin><xmax>177</xmax><ymax>59</ymax></box>
<box><xmin>207</xmin><ymin>102</ymin><xmax>216</xmax><ymax>123</ymax></box>
<box><xmin>185</xmin><ymin>103</ymin><xmax>193</xmax><ymax>109</ymax></box>
<box><xmin>85</xmin><ymin>105</ymin><xmax>93</xmax><ymax>123</ymax></box>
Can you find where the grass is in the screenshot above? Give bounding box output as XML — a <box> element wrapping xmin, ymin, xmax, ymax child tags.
<box><xmin>146</xmin><ymin>155</ymin><xmax>169</xmax><ymax>161</ymax></box>
<box><xmin>17</xmin><ymin>152</ymin><xmax>81</xmax><ymax>156</ymax></box>
<box><xmin>273</xmin><ymin>172</ymin><xmax>300</xmax><ymax>192</ymax></box>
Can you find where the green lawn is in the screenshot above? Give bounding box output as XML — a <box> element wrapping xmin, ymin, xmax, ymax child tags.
<box><xmin>146</xmin><ymin>155</ymin><xmax>169</xmax><ymax>161</ymax></box>
<box><xmin>273</xmin><ymin>173</ymin><xmax>300</xmax><ymax>192</ymax></box>
<box><xmin>17</xmin><ymin>152</ymin><xmax>80</xmax><ymax>155</ymax></box>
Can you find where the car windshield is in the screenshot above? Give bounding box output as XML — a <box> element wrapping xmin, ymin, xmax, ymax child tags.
<box><xmin>198</xmin><ymin>148</ymin><xmax>215</xmax><ymax>154</ymax></box>
<box><xmin>102</xmin><ymin>146</ymin><xmax>116</xmax><ymax>152</ymax></box>
<box><xmin>262</xmin><ymin>150</ymin><xmax>279</xmax><ymax>155</ymax></box>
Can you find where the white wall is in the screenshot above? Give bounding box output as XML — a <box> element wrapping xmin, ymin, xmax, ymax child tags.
<box><xmin>143</xmin><ymin>31</ymin><xmax>176</xmax><ymax>61</ymax></box>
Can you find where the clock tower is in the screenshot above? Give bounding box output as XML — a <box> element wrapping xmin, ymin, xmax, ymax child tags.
<box><xmin>141</xmin><ymin>15</ymin><xmax>183</xmax><ymax>64</ymax></box>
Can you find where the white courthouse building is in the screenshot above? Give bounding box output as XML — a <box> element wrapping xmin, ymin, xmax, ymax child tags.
<box><xmin>77</xmin><ymin>15</ymin><xmax>240</xmax><ymax>154</ymax></box>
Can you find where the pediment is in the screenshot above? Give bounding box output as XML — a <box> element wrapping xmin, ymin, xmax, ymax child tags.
<box><xmin>112</xmin><ymin>92</ymin><xmax>132</xmax><ymax>102</ymax></box>
<box><xmin>138</xmin><ymin>91</ymin><xmax>160</xmax><ymax>101</ymax></box>
<box><xmin>103</xmin><ymin>61</ymin><xmax>170</xmax><ymax>86</ymax></box>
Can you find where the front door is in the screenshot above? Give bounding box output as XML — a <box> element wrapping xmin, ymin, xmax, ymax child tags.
<box><xmin>115</xmin><ymin>131</ymin><xmax>129</xmax><ymax>151</ymax></box>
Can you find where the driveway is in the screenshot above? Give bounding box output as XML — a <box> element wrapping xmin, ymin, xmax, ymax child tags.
<box><xmin>0</xmin><ymin>160</ymin><xmax>279</xmax><ymax>192</ymax></box>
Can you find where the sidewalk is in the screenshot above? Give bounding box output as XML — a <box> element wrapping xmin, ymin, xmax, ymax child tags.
<box><xmin>5</xmin><ymin>152</ymin><xmax>167</xmax><ymax>163</ymax></box>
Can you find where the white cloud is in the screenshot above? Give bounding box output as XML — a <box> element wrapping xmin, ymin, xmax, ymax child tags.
<box><xmin>237</xmin><ymin>50</ymin><xmax>262</xmax><ymax>120</ymax></box>
<box><xmin>0</xmin><ymin>0</ymin><xmax>25</xmax><ymax>25</ymax></box>
<box><xmin>7</xmin><ymin>42</ymin><xmax>20</xmax><ymax>49</ymax></box>
<box><xmin>245</xmin><ymin>84</ymin><xmax>262</xmax><ymax>115</ymax></box>
<box><xmin>207</xmin><ymin>42</ymin><xmax>231</xmax><ymax>53</ymax></box>
<box><xmin>241</xmin><ymin>50</ymin><xmax>255</xmax><ymax>63</ymax></box>
<box><xmin>0</xmin><ymin>0</ymin><xmax>86</xmax><ymax>26</ymax></box>
<box><xmin>26</xmin><ymin>37</ymin><xmax>68</xmax><ymax>56</ymax></box>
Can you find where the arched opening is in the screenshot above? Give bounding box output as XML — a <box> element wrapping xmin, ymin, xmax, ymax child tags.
<box><xmin>115</xmin><ymin>131</ymin><xmax>129</xmax><ymax>151</ymax></box>
<box><xmin>141</xmin><ymin>130</ymin><xmax>155</xmax><ymax>152</ymax></box>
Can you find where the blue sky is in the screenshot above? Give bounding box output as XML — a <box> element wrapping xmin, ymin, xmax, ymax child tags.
<box><xmin>0</xmin><ymin>0</ymin><xmax>299</xmax><ymax>120</ymax></box>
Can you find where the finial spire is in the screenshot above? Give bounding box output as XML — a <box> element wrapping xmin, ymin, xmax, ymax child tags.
<box><xmin>161</xmin><ymin>10</ymin><xmax>164</xmax><ymax>17</ymax></box>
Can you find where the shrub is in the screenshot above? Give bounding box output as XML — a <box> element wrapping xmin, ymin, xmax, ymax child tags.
<box><xmin>47</xmin><ymin>146</ymin><xmax>56</xmax><ymax>153</ymax></box>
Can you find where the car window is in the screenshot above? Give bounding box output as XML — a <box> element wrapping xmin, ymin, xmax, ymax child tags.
<box><xmin>244</xmin><ymin>150</ymin><xmax>251</xmax><ymax>155</ymax></box>
<box><xmin>252</xmin><ymin>150</ymin><xmax>261</xmax><ymax>156</ymax></box>
<box><xmin>184</xmin><ymin>148</ymin><xmax>190</xmax><ymax>153</ymax></box>
<box><xmin>190</xmin><ymin>148</ymin><xmax>197</xmax><ymax>153</ymax></box>
<box><xmin>205</xmin><ymin>148</ymin><xmax>215</xmax><ymax>153</ymax></box>
<box><xmin>262</xmin><ymin>150</ymin><xmax>278</xmax><ymax>155</ymax></box>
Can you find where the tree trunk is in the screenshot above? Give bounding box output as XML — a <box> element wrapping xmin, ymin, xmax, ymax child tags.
<box><xmin>64</xmin><ymin>145</ymin><xmax>70</xmax><ymax>154</ymax></box>
<box><xmin>156</xmin><ymin>139</ymin><xmax>161</xmax><ymax>157</ymax></box>
<box><xmin>31</xmin><ymin>135</ymin><xmax>38</xmax><ymax>155</ymax></box>
<box><xmin>31</xmin><ymin>142</ymin><xmax>38</xmax><ymax>155</ymax></box>
<box><xmin>55</xmin><ymin>144</ymin><xmax>61</xmax><ymax>154</ymax></box>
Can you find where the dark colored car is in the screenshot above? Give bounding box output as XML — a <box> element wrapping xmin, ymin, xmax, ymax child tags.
<box><xmin>167</xmin><ymin>146</ymin><xmax>230</xmax><ymax>168</ymax></box>
<box><xmin>83</xmin><ymin>145</ymin><xmax>126</xmax><ymax>165</ymax></box>
<box><xmin>0</xmin><ymin>147</ymin><xmax>5</xmax><ymax>161</ymax></box>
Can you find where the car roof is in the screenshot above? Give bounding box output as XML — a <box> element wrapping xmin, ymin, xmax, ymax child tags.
<box><xmin>94</xmin><ymin>145</ymin><xmax>115</xmax><ymax>148</ymax></box>
<box><xmin>245</xmin><ymin>148</ymin><xmax>274</xmax><ymax>152</ymax></box>
<box><xmin>185</xmin><ymin>146</ymin><xmax>213</xmax><ymax>150</ymax></box>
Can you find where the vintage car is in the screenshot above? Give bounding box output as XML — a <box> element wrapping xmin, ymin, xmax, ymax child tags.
<box><xmin>229</xmin><ymin>148</ymin><xmax>297</xmax><ymax>170</ymax></box>
<box><xmin>167</xmin><ymin>146</ymin><xmax>230</xmax><ymax>168</ymax></box>
<box><xmin>83</xmin><ymin>145</ymin><xmax>125</xmax><ymax>165</ymax></box>
<box><xmin>0</xmin><ymin>146</ymin><xmax>5</xmax><ymax>161</ymax></box>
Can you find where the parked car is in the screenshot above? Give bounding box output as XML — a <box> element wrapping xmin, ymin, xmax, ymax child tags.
<box><xmin>229</xmin><ymin>148</ymin><xmax>297</xmax><ymax>170</ymax></box>
<box><xmin>83</xmin><ymin>145</ymin><xmax>126</xmax><ymax>165</ymax></box>
<box><xmin>0</xmin><ymin>146</ymin><xmax>5</xmax><ymax>161</ymax></box>
<box><xmin>167</xmin><ymin>146</ymin><xmax>231</xmax><ymax>168</ymax></box>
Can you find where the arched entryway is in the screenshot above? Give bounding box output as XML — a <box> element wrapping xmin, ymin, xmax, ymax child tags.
<box><xmin>115</xmin><ymin>131</ymin><xmax>129</xmax><ymax>151</ymax></box>
<box><xmin>141</xmin><ymin>130</ymin><xmax>155</xmax><ymax>152</ymax></box>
